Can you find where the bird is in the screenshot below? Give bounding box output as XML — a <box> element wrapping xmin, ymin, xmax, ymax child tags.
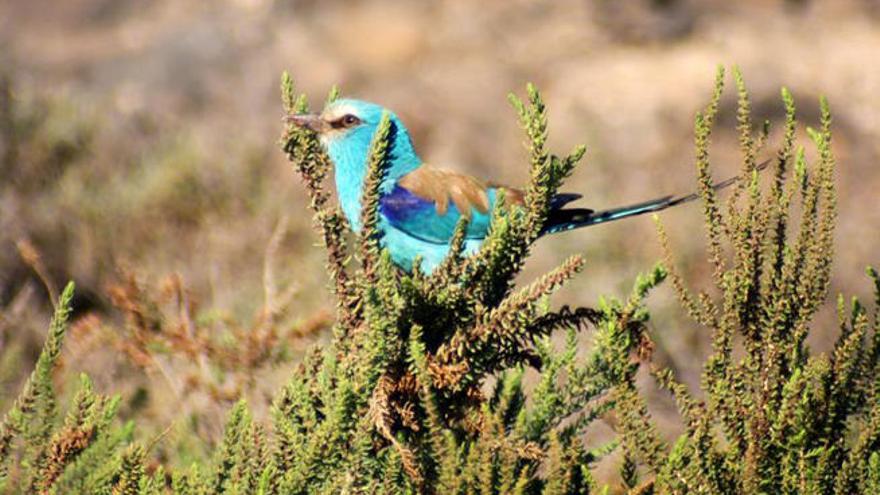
<box><xmin>286</xmin><ymin>99</ymin><xmax>762</xmax><ymax>273</ymax></box>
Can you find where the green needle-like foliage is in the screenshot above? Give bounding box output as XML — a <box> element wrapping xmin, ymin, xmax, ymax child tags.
<box><xmin>262</xmin><ymin>75</ymin><xmax>657</xmax><ymax>494</ymax></box>
<box><xmin>0</xmin><ymin>284</ymin><xmax>130</xmax><ymax>495</ymax></box>
<box><xmin>2</xmin><ymin>68</ymin><xmax>876</xmax><ymax>494</ymax></box>
<box><xmin>619</xmin><ymin>66</ymin><xmax>880</xmax><ymax>494</ymax></box>
<box><xmin>0</xmin><ymin>75</ymin><xmax>648</xmax><ymax>494</ymax></box>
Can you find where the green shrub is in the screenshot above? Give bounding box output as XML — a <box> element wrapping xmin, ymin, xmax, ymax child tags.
<box><xmin>1</xmin><ymin>68</ymin><xmax>877</xmax><ymax>494</ymax></box>
<box><xmin>617</xmin><ymin>67</ymin><xmax>880</xmax><ymax>495</ymax></box>
<box><xmin>2</xmin><ymin>75</ymin><xmax>660</xmax><ymax>494</ymax></box>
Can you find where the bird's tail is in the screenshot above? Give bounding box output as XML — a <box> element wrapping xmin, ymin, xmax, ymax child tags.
<box><xmin>542</xmin><ymin>159</ymin><xmax>771</xmax><ymax>235</ymax></box>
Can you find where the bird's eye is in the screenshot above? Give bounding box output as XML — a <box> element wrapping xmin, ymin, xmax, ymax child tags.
<box><xmin>330</xmin><ymin>114</ymin><xmax>361</xmax><ymax>129</ymax></box>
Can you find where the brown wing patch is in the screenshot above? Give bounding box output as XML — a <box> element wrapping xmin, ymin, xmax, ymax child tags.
<box><xmin>399</xmin><ymin>165</ymin><xmax>491</xmax><ymax>217</ymax></box>
<box><xmin>491</xmin><ymin>185</ymin><xmax>524</xmax><ymax>207</ymax></box>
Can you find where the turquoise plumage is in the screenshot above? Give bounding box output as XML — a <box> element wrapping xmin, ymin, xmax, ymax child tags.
<box><xmin>286</xmin><ymin>98</ymin><xmax>753</xmax><ymax>273</ymax></box>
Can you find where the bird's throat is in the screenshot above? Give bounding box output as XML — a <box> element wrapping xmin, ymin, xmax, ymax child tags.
<box><xmin>328</xmin><ymin>127</ymin><xmax>421</xmax><ymax>232</ymax></box>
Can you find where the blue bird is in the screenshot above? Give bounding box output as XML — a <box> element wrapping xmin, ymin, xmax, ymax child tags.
<box><xmin>287</xmin><ymin>99</ymin><xmax>755</xmax><ymax>273</ymax></box>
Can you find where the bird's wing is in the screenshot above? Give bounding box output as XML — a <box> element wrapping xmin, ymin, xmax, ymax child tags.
<box><xmin>380</xmin><ymin>165</ymin><xmax>524</xmax><ymax>243</ymax></box>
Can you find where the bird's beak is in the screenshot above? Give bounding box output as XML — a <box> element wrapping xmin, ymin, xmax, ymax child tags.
<box><xmin>284</xmin><ymin>113</ymin><xmax>328</xmax><ymax>133</ymax></box>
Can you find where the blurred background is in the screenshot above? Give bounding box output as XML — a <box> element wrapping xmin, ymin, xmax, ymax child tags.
<box><xmin>1</xmin><ymin>0</ymin><xmax>879</xmax><ymax>473</ymax></box>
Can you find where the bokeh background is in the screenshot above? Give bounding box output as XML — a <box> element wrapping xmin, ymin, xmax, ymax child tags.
<box><xmin>2</xmin><ymin>0</ymin><xmax>879</xmax><ymax>474</ymax></box>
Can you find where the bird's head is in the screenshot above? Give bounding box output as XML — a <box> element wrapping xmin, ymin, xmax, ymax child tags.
<box><xmin>286</xmin><ymin>98</ymin><xmax>387</xmax><ymax>146</ymax></box>
<box><xmin>285</xmin><ymin>98</ymin><xmax>421</xmax><ymax>185</ymax></box>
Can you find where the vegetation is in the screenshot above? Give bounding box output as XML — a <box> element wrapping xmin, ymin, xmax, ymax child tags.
<box><xmin>1</xmin><ymin>68</ymin><xmax>878</xmax><ymax>494</ymax></box>
<box><xmin>618</xmin><ymin>67</ymin><xmax>880</xmax><ymax>494</ymax></box>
